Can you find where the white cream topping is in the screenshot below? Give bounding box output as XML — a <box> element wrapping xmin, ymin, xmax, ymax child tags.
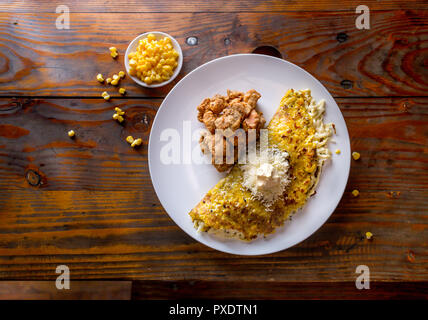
<box><xmin>241</xmin><ymin>147</ymin><xmax>291</xmax><ymax>209</ymax></box>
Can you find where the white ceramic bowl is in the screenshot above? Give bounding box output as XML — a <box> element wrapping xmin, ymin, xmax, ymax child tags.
<box><xmin>124</xmin><ymin>31</ymin><xmax>183</xmax><ymax>88</ymax></box>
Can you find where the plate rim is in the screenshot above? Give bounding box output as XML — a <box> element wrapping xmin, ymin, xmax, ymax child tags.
<box><xmin>148</xmin><ymin>53</ymin><xmax>351</xmax><ymax>255</ymax></box>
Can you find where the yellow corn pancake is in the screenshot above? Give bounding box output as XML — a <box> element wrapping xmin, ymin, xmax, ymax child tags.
<box><xmin>189</xmin><ymin>89</ymin><xmax>334</xmax><ymax>241</ymax></box>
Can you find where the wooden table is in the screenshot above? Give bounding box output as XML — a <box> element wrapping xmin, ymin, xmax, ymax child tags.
<box><xmin>0</xmin><ymin>0</ymin><xmax>427</xmax><ymax>299</ymax></box>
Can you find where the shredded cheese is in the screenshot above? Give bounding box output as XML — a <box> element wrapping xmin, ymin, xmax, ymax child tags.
<box><xmin>241</xmin><ymin>147</ymin><xmax>291</xmax><ymax>209</ymax></box>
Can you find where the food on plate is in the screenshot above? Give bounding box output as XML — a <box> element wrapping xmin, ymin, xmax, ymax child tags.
<box><xmin>197</xmin><ymin>89</ymin><xmax>266</xmax><ymax>172</ymax></box>
<box><xmin>128</xmin><ymin>33</ymin><xmax>179</xmax><ymax>85</ymax></box>
<box><xmin>241</xmin><ymin>147</ymin><xmax>291</xmax><ymax>209</ymax></box>
<box><xmin>189</xmin><ymin>89</ymin><xmax>334</xmax><ymax>240</ymax></box>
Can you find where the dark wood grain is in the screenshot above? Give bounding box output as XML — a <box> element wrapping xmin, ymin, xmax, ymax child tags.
<box><xmin>0</xmin><ymin>97</ymin><xmax>426</xmax><ymax>281</ymax></box>
<box><xmin>1</xmin><ymin>0</ymin><xmax>427</xmax><ymax>13</ymax></box>
<box><xmin>0</xmin><ymin>281</ymin><xmax>131</xmax><ymax>299</ymax></box>
<box><xmin>1</xmin><ymin>10</ymin><xmax>428</xmax><ymax>97</ymax></box>
<box><xmin>132</xmin><ymin>280</ymin><xmax>428</xmax><ymax>300</ymax></box>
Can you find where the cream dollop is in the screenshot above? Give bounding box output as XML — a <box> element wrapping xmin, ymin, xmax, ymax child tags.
<box><xmin>241</xmin><ymin>147</ymin><xmax>291</xmax><ymax>208</ymax></box>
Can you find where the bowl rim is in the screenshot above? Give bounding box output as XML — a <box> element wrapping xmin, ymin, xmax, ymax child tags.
<box><xmin>124</xmin><ymin>31</ymin><xmax>183</xmax><ymax>88</ymax></box>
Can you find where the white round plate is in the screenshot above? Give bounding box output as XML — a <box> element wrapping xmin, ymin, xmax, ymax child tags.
<box><xmin>148</xmin><ymin>54</ymin><xmax>350</xmax><ymax>255</ymax></box>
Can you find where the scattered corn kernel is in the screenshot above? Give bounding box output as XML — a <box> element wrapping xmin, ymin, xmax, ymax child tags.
<box><xmin>114</xmin><ymin>107</ymin><xmax>125</xmax><ymax>115</ymax></box>
<box><xmin>335</xmin><ymin>149</ymin><xmax>341</xmax><ymax>154</ymax></box>
<box><xmin>109</xmin><ymin>47</ymin><xmax>118</xmax><ymax>59</ymax></box>
<box><xmin>352</xmin><ymin>152</ymin><xmax>361</xmax><ymax>160</ymax></box>
<box><xmin>352</xmin><ymin>189</ymin><xmax>360</xmax><ymax>197</ymax></box>
<box><xmin>112</xmin><ymin>74</ymin><xmax>119</xmax><ymax>80</ymax></box>
<box><xmin>128</xmin><ymin>33</ymin><xmax>179</xmax><ymax>85</ymax></box>
<box><xmin>68</xmin><ymin>130</ymin><xmax>75</xmax><ymax>137</ymax></box>
<box><xmin>111</xmin><ymin>79</ymin><xmax>119</xmax><ymax>86</ymax></box>
<box><xmin>112</xmin><ymin>113</ymin><xmax>119</xmax><ymax>120</ymax></box>
<box><xmin>365</xmin><ymin>232</ymin><xmax>373</xmax><ymax>240</ymax></box>
<box><xmin>106</xmin><ymin>78</ymin><xmax>112</xmax><ymax>84</ymax></box>
<box><xmin>131</xmin><ymin>138</ymin><xmax>142</xmax><ymax>148</ymax></box>
<box><xmin>126</xmin><ymin>136</ymin><xmax>134</xmax><ymax>144</ymax></box>
<box><xmin>118</xmin><ymin>71</ymin><xmax>125</xmax><ymax>78</ymax></box>
<box><xmin>117</xmin><ymin>115</ymin><xmax>124</xmax><ymax>123</ymax></box>
<box><xmin>102</xmin><ymin>91</ymin><xmax>110</xmax><ymax>100</ymax></box>
<box><xmin>119</xmin><ymin>87</ymin><xmax>126</xmax><ymax>95</ymax></box>
<box><xmin>96</xmin><ymin>73</ymin><xmax>104</xmax><ymax>83</ymax></box>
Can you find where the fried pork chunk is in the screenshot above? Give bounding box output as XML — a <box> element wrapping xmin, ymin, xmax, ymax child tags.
<box><xmin>196</xmin><ymin>90</ymin><xmax>265</xmax><ymax>172</ymax></box>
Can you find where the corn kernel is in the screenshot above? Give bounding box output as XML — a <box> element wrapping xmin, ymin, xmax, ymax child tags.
<box><xmin>126</xmin><ymin>136</ymin><xmax>134</xmax><ymax>144</ymax></box>
<box><xmin>147</xmin><ymin>33</ymin><xmax>156</xmax><ymax>42</ymax></box>
<box><xmin>106</xmin><ymin>78</ymin><xmax>112</xmax><ymax>84</ymax></box>
<box><xmin>335</xmin><ymin>149</ymin><xmax>341</xmax><ymax>154</ymax></box>
<box><xmin>352</xmin><ymin>152</ymin><xmax>361</xmax><ymax>160</ymax></box>
<box><xmin>118</xmin><ymin>71</ymin><xmax>125</xmax><ymax>78</ymax></box>
<box><xmin>96</xmin><ymin>73</ymin><xmax>104</xmax><ymax>83</ymax></box>
<box><xmin>365</xmin><ymin>232</ymin><xmax>373</xmax><ymax>240</ymax></box>
<box><xmin>112</xmin><ymin>74</ymin><xmax>119</xmax><ymax>80</ymax></box>
<box><xmin>109</xmin><ymin>47</ymin><xmax>117</xmax><ymax>52</ymax></box>
<box><xmin>163</xmin><ymin>65</ymin><xmax>172</xmax><ymax>73</ymax></box>
<box><xmin>115</xmin><ymin>107</ymin><xmax>122</xmax><ymax>112</ymax></box>
<box><xmin>117</xmin><ymin>115</ymin><xmax>124</xmax><ymax>123</ymax></box>
<box><xmin>68</xmin><ymin>130</ymin><xmax>75</xmax><ymax>138</ymax></box>
<box><xmin>119</xmin><ymin>87</ymin><xmax>126</xmax><ymax>95</ymax></box>
<box><xmin>102</xmin><ymin>91</ymin><xmax>110</xmax><ymax>100</ymax></box>
<box><xmin>112</xmin><ymin>113</ymin><xmax>119</xmax><ymax>120</ymax></box>
<box><xmin>111</xmin><ymin>79</ymin><xmax>119</xmax><ymax>86</ymax></box>
<box><xmin>131</xmin><ymin>138</ymin><xmax>142</xmax><ymax>148</ymax></box>
<box><xmin>352</xmin><ymin>189</ymin><xmax>359</xmax><ymax>197</ymax></box>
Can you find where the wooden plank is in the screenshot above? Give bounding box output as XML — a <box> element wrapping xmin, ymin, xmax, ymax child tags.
<box><xmin>132</xmin><ymin>280</ymin><xmax>428</xmax><ymax>299</ymax></box>
<box><xmin>1</xmin><ymin>11</ymin><xmax>427</xmax><ymax>97</ymax></box>
<box><xmin>0</xmin><ymin>98</ymin><xmax>158</xmax><ymax>190</ymax></box>
<box><xmin>0</xmin><ymin>97</ymin><xmax>426</xmax><ymax>190</ymax></box>
<box><xmin>0</xmin><ymin>281</ymin><xmax>131</xmax><ymax>299</ymax></box>
<box><xmin>0</xmin><ymin>97</ymin><xmax>426</xmax><ymax>281</ymax></box>
<box><xmin>1</xmin><ymin>1</ymin><xmax>426</xmax><ymax>13</ymax></box>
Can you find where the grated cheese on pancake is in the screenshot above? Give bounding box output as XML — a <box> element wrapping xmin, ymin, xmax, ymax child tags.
<box><xmin>189</xmin><ymin>89</ymin><xmax>334</xmax><ymax>241</ymax></box>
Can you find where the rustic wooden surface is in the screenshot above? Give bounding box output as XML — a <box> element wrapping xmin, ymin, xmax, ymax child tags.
<box><xmin>0</xmin><ymin>281</ymin><xmax>131</xmax><ymax>299</ymax></box>
<box><xmin>1</xmin><ymin>10</ymin><xmax>428</xmax><ymax>97</ymax></box>
<box><xmin>0</xmin><ymin>0</ymin><xmax>427</xmax><ymax>299</ymax></box>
